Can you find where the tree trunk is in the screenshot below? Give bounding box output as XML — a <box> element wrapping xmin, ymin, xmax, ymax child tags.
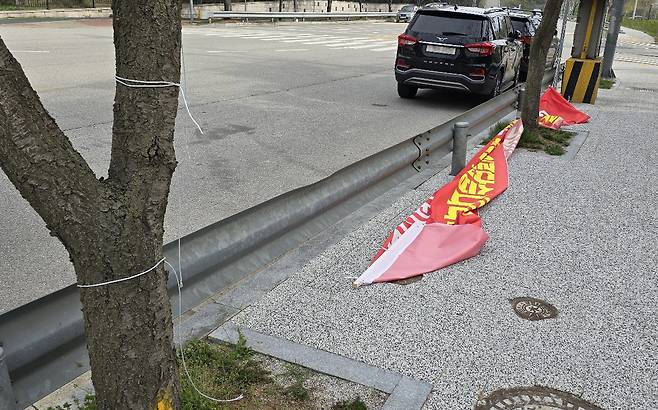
<box><xmin>224</xmin><ymin>0</ymin><xmax>232</xmax><ymax>11</ymax></box>
<box><xmin>521</xmin><ymin>0</ymin><xmax>565</xmax><ymax>133</ymax></box>
<box><xmin>326</xmin><ymin>0</ymin><xmax>332</xmax><ymax>12</ymax></box>
<box><xmin>0</xmin><ymin>0</ymin><xmax>183</xmax><ymax>408</ymax></box>
<box><xmin>279</xmin><ymin>0</ymin><xmax>283</xmax><ymax>12</ymax></box>
<box><xmin>388</xmin><ymin>0</ymin><xmax>392</xmax><ymax>12</ymax></box>
<box><xmin>293</xmin><ymin>0</ymin><xmax>297</xmax><ymax>11</ymax></box>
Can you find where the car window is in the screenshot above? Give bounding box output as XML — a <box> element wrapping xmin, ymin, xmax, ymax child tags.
<box><xmin>510</xmin><ymin>18</ymin><xmax>533</xmax><ymax>36</ymax></box>
<box><xmin>491</xmin><ymin>16</ymin><xmax>505</xmax><ymax>39</ymax></box>
<box><xmin>502</xmin><ymin>16</ymin><xmax>513</xmax><ymax>37</ymax></box>
<box><xmin>401</xmin><ymin>5</ymin><xmax>416</xmax><ymax>11</ymax></box>
<box><xmin>410</xmin><ymin>13</ymin><xmax>487</xmax><ymax>40</ymax></box>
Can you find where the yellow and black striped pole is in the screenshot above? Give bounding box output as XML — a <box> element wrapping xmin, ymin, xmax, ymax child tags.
<box><xmin>561</xmin><ymin>0</ymin><xmax>606</xmax><ymax>103</ymax></box>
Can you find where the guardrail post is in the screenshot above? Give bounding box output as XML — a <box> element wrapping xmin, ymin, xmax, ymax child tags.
<box><xmin>450</xmin><ymin>122</ymin><xmax>469</xmax><ymax>176</ymax></box>
<box><xmin>0</xmin><ymin>347</ymin><xmax>17</xmax><ymax>410</ymax></box>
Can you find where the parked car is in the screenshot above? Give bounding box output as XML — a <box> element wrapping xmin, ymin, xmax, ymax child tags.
<box><xmin>508</xmin><ymin>10</ymin><xmax>558</xmax><ymax>81</ymax></box>
<box><xmin>395</xmin><ymin>6</ymin><xmax>523</xmax><ymax>99</ymax></box>
<box><xmin>396</xmin><ymin>4</ymin><xmax>419</xmax><ymax>23</ymax></box>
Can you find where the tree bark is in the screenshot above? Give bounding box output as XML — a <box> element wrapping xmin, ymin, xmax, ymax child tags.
<box><xmin>326</xmin><ymin>0</ymin><xmax>332</xmax><ymax>12</ymax></box>
<box><xmin>521</xmin><ymin>0</ymin><xmax>565</xmax><ymax>133</ymax></box>
<box><xmin>388</xmin><ymin>0</ymin><xmax>392</xmax><ymax>12</ymax></box>
<box><xmin>293</xmin><ymin>0</ymin><xmax>298</xmax><ymax>12</ymax></box>
<box><xmin>0</xmin><ymin>0</ymin><xmax>183</xmax><ymax>408</ymax></box>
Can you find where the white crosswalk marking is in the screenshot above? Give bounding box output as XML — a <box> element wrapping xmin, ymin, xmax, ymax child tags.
<box><xmin>326</xmin><ymin>39</ymin><xmax>382</xmax><ymax>47</ymax></box>
<box><xmin>371</xmin><ymin>46</ymin><xmax>398</xmax><ymax>52</ymax></box>
<box><xmin>283</xmin><ymin>35</ymin><xmax>341</xmax><ymax>42</ymax></box>
<box><xmin>188</xmin><ymin>25</ymin><xmax>403</xmax><ymax>53</ymax></box>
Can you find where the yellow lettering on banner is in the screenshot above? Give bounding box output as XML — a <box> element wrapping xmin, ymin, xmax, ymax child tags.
<box><xmin>443</xmin><ymin>138</ymin><xmax>501</xmax><ymax>223</ymax></box>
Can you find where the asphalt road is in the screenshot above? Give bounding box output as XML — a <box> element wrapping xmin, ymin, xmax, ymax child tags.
<box><xmin>0</xmin><ymin>18</ymin><xmax>653</xmax><ymax>314</ymax></box>
<box><xmin>0</xmin><ymin>19</ymin><xmax>484</xmax><ymax>313</ymax></box>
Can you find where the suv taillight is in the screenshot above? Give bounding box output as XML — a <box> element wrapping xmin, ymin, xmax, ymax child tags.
<box><xmin>398</xmin><ymin>34</ymin><xmax>417</xmax><ymax>47</ymax></box>
<box><xmin>465</xmin><ymin>42</ymin><xmax>496</xmax><ymax>56</ymax></box>
<box><xmin>521</xmin><ymin>35</ymin><xmax>533</xmax><ymax>45</ymax></box>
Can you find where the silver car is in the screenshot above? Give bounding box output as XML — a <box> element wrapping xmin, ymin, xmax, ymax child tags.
<box><xmin>396</xmin><ymin>4</ymin><xmax>418</xmax><ymax>23</ymax></box>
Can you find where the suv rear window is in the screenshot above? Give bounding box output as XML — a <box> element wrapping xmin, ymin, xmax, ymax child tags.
<box><xmin>400</xmin><ymin>5</ymin><xmax>416</xmax><ymax>11</ymax></box>
<box><xmin>510</xmin><ymin>17</ymin><xmax>534</xmax><ymax>36</ymax></box>
<box><xmin>410</xmin><ymin>13</ymin><xmax>487</xmax><ymax>41</ymax></box>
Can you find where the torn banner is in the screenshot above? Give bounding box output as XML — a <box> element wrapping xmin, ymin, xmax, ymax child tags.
<box><xmin>538</xmin><ymin>86</ymin><xmax>591</xmax><ymax>130</ymax></box>
<box><xmin>354</xmin><ymin>120</ymin><xmax>523</xmax><ymax>287</ymax></box>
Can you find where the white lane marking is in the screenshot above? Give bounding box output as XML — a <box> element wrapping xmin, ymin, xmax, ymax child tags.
<box><xmin>11</xmin><ymin>50</ymin><xmax>50</xmax><ymax>53</ymax></box>
<box><xmin>371</xmin><ymin>46</ymin><xmax>398</xmax><ymax>52</ymax></box>
<box><xmin>327</xmin><ymin>40</ymin><xmax>385</xmax><ymax>48</ymax></box>
<box><xmin>282</xmin><ymin>35</ymin><xmax>339</xmax><ymax>43</ymax></box>
<box><xmin>275</xmin><ymin>48</ymin><xmax>310</xmax><ymax>52</ymax></box>
<box><xmin>302</xmin><ymin>37</ymin><xmax>367</xmax><ymax>45</ymax></box>
<box><xmin>261</xmin><ymin>36</ymin><xmax>307</xmax><ymax>41</ymax></box>
<box><xmin>341</xmin><ymin>42</ymin><xmax>394</xmax><ymax>49</ymax></box>
<box><xmin>206</xmin><ymin>50</ymin><xmax>249</xmax><ymax>53</ymax></box>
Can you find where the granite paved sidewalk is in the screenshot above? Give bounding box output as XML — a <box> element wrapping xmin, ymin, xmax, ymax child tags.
<box><xmin>228</xmin><ymin>79</ymin><xmax>658</xmax><ymax>408</ymax></box>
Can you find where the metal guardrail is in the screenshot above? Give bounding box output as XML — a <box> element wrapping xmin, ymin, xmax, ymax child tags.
<box><xmin>0</xmin><ymin>69</ymin><xmax>554</xmax><ymax>409</ymax></box>
<box><xmin>206</xmin><ymin>11</ymin><xmax>396</xmax><ymax>22</ymax></box>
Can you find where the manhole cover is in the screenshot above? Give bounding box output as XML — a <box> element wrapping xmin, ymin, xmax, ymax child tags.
<box><xmin>511</xmin><ymin>297</ymin><xmax>557</xmax><ymax>321</ymax></box>
<box><xmin>475</xmin><ymin>386</ymin><xmax>603</xmax><ymax>410</ymax></box>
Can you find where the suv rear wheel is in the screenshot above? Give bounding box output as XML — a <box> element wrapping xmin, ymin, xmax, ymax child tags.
<box><xmin>488</xmin><ymin>72</ymin><xmax>503</xmax><ymax>99</ymax></box>
<box><xmin>398</xmin><ymin>83</ymin><xmax>418</xmax><ymax>99</ymax></box>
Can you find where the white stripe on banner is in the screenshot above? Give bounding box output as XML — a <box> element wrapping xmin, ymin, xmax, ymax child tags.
<box><xmin>353</xmin><ymin>221</ymin><xmax>425</xmax><ymax>287</ymax></box>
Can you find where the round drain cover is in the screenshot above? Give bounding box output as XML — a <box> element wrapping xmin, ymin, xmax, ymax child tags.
<box><xmin>475</xmin><ymin>386</ymin><xmax>602</xmax><ymax>410</ymax></box>
<box><xmin>511</xmin><ymin>297</ymin><xmax>557</xmax><ymax>321</ymax></box>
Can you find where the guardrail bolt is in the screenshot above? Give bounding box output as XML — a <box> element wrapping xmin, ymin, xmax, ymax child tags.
<box><xmin>450</xmin><ymin>122</ymin><xmax>469</xmax><ymax>176</ymax></box>
<box><xmin>0</xmin><ymin>347</ymin><xmax>17</xmax><ymax>410</ymax></box>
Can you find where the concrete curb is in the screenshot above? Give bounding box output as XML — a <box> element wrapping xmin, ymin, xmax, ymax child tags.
<box><xmin>0</xmin><ymin>7</ymin><xmax>111</xmax><ymax>20</ymax></box>
<box><xmin>209</xmin><ymin>325</ymin><xmax>433</xmax><ymax>410</ymax></box>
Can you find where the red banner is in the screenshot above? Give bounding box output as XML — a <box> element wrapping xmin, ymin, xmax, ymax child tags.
<box><xmin>356</xmin><ymin>120</ymin><xmax>523</xmax><ymax>286</ymax></box>
<box><xmin>538</xmin><ymin>87</ymin><xmax>590</xmax><ymax>129</ymax></box>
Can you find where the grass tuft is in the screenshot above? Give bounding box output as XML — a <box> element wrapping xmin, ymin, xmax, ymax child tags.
<box><xmin>333</xmin><ymin>396</ymin><xmax>368</xmax><ymax>410</ymax></box>
<box><xmin>518</xmin><ymin>126</ymin><xmax>574</xmax><ymax>156</ymax></box>
<box><xmin>599</xmin><ymin>78</ymin><xmax>615</xmax><ymax>89</ymax></box>
<box><xmin>481</xmin><ymin>121</ymin><xmax>510</xmax><ymax>144</ymax></box>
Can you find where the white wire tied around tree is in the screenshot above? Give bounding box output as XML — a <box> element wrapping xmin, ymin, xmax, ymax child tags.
<box><xmin>114</xmin><ymin>76</ymin><xmax>204</xmax><ymax>135</ymax></box>
<box><xmin>76</xmin><ymin>240</ymin><xmax>243</xmax><ymax>403</ymax></box>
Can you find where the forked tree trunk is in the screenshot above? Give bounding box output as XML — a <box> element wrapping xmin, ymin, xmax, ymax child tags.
<box><xmin>522</xmin><ymin>0</ymin><xmax>565</xmax><ymax>132</ymax></box>
<box><xmin>0</xmin><ymin>0</ymin><xmax>183</xmax><ymax>408</ymax></box>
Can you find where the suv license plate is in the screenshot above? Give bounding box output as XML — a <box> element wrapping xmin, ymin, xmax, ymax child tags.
<box><xmin>426</xmin><ymin>45</ymin><xmax>456</xmax><ymax>55</ymax></box>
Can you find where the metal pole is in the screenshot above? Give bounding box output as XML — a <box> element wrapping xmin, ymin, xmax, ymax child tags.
<box><xmin>450</xmin><ymin>122</ymin><xmax>469</xmax><ymax>176</ymax></box>
<box><xmin>602</xmin><ymin>0</ymin><xmax>626</xmax><ymax>78</ymax></box>
<box><xmin>189</xmin><ymin>0</ymin><xmax>194</xmax><ymax>23</ymax></box>
<box><xmin>0</xmin><ymin>347</ymin><xmax>17</xmax><ymax>410</ymax></box>
<box><xmin>553</xmin><ymin>0</ymin><xmax>571</xmax><ymax>88</ymax></box>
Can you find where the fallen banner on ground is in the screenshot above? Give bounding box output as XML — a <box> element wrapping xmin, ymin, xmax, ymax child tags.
<box><xmin>538</xmin><ymin>86</ymin><xmax>591</xmax><ymax>130</ymax></box>
<box><xmin>354</xmin><ymin>120</ymin><xmax>523</xmax><ymax>286</ymax></box>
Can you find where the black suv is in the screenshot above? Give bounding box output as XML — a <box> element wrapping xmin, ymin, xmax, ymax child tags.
<box><xmin>395</xmin><ymin>6</ymin><xmax>523</xmax><ymax>99</ymax></box>
<box><xmin>508</xmin><ymin>10</ymin><xmax>558</xmax><ymax>81</ymax></box>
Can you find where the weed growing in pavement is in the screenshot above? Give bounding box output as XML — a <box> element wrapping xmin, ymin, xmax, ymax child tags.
<box><xmin>518</xmin><ymin>127</ymin><xmax>574</xmax><ymax>156</ymax></box>
<box><xmin>180</xmin><ymin>334</ymin><xmax>271</xmax><ymax>409</ymax></box>
<box><xmin>599</xmin><ymin>78</ymin><xmax>615</xmax><ymax>89</ymax></box>
<box><xmin>482</xmin><ymin>121</ymin><xmax>510</xmax><ymax>144</ymax></box>
<box><xmin>332</xmin><ymin>396</ymin><xmax>368</xmax><ymax>410</ymax></box>
<box><xmin>278</xmin><ymin>363</ymin><xmax>311</xmax><ymax>401</ymax></box>
<box><xmin>47</xmin><ymin>394</ymin><xmax>96</xmax><ymax>410</ymax></box>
